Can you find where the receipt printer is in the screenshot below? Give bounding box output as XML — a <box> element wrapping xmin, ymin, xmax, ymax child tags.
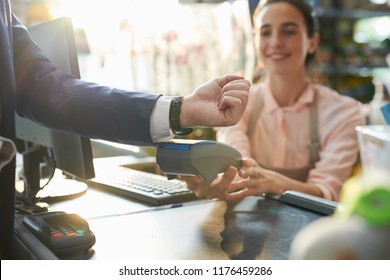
<box><xmin>156</xmin><ymin>139</ymin><xmax>242</xmax><ymax>182</ymax></box>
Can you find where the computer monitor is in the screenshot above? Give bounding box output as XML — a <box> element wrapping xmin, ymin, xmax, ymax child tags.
<box><xmin>15</xmin><ymin>17</ymin><xmax>95</xmax><ymax>204</ymax></box>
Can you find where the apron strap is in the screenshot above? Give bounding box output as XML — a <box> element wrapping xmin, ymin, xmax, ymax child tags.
<box><xmin>247</xmin><ymin>90</ymin><xmax>263</xmax><ymax>139</ymax></box>
<box><xmin>308</xmin><ymin>88</ymin><xmax>320</xmax><ymax>166</ymax></box>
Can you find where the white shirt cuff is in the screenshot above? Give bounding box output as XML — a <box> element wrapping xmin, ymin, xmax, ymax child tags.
<box><xmin>150</xmin><ymin>96</ymin><xmax>174</xmax><ymax>143</ymax></box>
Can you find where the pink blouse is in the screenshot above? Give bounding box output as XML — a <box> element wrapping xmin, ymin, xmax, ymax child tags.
<box><xmin>216</xmin><ymin>81</ymin><xmax>366</xmax><ymax>201</ymax></box>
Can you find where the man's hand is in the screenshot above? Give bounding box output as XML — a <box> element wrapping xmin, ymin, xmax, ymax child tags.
<box><xmin>180</xmin><ymin>75</ymin><xmax>250</xmax><ymax>128</ymax></box>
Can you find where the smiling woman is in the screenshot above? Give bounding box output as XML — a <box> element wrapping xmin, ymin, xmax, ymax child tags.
<box><xmin>184</xmin><ymin>0</ymin><xmax>366</xmax><ymax>203</ymax></box>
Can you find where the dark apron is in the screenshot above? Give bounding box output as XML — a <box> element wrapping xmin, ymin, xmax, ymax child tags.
<box><xmin>247</xmin><ymin>88</ymin><xmax>320</xmax><ymax>182</ymax></box>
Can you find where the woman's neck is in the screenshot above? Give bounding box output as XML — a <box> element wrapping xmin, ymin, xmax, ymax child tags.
<box><xmin>267</xmin><ymin>73</ymin><xmax>309</xmax><ymax>107</ymax></box>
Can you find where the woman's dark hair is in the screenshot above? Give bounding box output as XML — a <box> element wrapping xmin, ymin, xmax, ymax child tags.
<box><xmin>253</xmin><ymin>0</ymin><xmax>319</xmax><ymax>67</ymax></box>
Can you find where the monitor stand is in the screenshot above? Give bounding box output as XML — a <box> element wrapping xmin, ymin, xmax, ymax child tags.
<box><xmin>20</xmin><ymin>145</ymin><xmax>87</xmax><ymax>211</ymax></box>
<box><xmin>17</xmin><ymin>176</ymin><xmax>88</xmax><ymax>214</ymax></box>
<box><xmin>35</xmin><ymin>175</ymin><xmax>88</xmax><ymax>202</ymax></box>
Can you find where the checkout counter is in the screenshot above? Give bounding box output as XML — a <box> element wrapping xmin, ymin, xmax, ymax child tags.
<box><xmin>12</xmin><ymin>166</ymin><xmax>325</xmax><ymax>260</ymax></box>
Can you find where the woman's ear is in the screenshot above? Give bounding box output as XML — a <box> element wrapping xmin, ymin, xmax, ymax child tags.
<box><xmin>308</xmin><ymin>32</ymin><xmax>320</xmax><ymax>54</ymax></box>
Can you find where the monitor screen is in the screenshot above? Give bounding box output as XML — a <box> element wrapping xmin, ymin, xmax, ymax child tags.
<box><xmin>15</xmin><ymin>17</ymin><xmax>95</xmax><ymax>203</ymax></box>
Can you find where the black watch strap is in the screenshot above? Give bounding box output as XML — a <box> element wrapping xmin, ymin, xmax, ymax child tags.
<box><xmin>169</xmin><ymin>96</ymin><xmax>194</xmax><ymax>136</ymax></box>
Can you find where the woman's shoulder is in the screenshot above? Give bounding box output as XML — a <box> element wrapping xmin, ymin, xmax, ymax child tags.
<box><xmin>249</xmin><ymin>80</ymin><xmax>271</xmax><ymax>100</ymax></box>
<box><xmin>313</xmin><ymin>83</ymin><xmax>366</xmax><ymax>123</ymax></box>
<box><xmin>250</xmin><ymin>80</ymin><xmax>267</xmax><ymax>93</ymax></box>
<box><xmin>313</xmin><ymin>83</ymin><xmax>361</xmax><ymax>107</ymax></box>
<box><xmin>240</xmin><ymin>81</ymin><xmax>267</xmax><ymax>118</ymax></box>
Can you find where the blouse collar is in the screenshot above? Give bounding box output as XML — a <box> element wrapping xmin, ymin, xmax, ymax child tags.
<box><xmin>262</xmin><ymin>80</ymin><xmax>315</xmax><ymax>113</ymax></box>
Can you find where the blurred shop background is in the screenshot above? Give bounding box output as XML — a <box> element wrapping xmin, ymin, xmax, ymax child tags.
<box><xmin>10</xmin><ymin>0</ymin><xmax>390</xmax><ymax>142</ymax></box>
<box><xmin>11</xmin><ymin>0</ymin><xmax>256</xmax><ymax>97</ymax></box>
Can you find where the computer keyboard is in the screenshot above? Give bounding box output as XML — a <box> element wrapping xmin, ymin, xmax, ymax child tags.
<box><xmin>88</xmin><ymin>166</ymin><xmax>198</xmax><ymax>205</ymax></box>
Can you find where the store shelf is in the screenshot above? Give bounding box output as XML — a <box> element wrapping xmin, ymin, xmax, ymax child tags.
<box><xmin>315</xmin><ymin>7</ymin><xmax>390</xmax><ymax>19</ymax></box>
<box><xmin>314</xmin><ymin>3</ymin><xmax>390</xmax><ymax>103</ymax></box>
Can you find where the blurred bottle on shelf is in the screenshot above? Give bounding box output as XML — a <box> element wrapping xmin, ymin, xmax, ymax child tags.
<box><xmin>368</xmin><ymin>77</ymin><xmax>389</xmax><ymax>124</ymax></box>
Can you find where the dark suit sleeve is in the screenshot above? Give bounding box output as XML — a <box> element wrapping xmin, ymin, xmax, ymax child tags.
<box><xmin>12</xmin><ymin>15</ymin><xmax>160</xmax><ymax>146</ymax></box>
